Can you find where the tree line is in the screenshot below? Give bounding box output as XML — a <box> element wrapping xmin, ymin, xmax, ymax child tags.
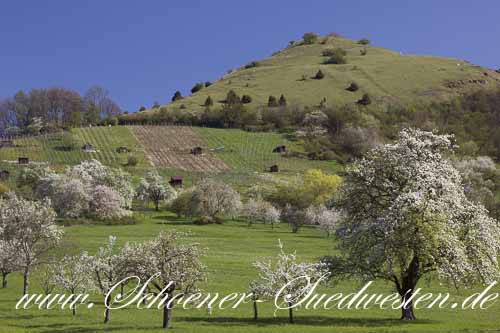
<box><xmin>0</xmin><ymin>85</ymin><xmax>121</xmax><ymax>136</ymax></box>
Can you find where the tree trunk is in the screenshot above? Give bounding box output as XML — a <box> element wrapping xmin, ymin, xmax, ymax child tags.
<box><xmin>72</xmin><ymin>306</ymin><xmax>76</xmax><ymax>316</ymax></box>
<box><xmin>162</xmin><ymin>302</ymin><xmax>171</xmax><ymax>329</ymax></box>
<box><xmin>2</xmin><ymin>272</ymin><xmax>7</xmax><ymax>288</ymax></box>
<box><xmin>253</xmin><ymin>297</ymin><xmax>258</xmax><ymax>321</ymax></box>
<box><xmin>104</xmin><ymin>307</ymin><xmax>110</xmax><ymax>323</ymax></box>
<box><xmin>288</xmin><ymin>302</ymin><xmax>294</xmax><ymax>323</ymax></box>
<box><xmin>23</xmin><ymin>267</ymin><xmax>29</xmax><ymax>295</ymax></box>
<box><xmin>155</xmin><ymin>201</ymin><xmax>159</xmax><ymax>211</ymax></box>
<box><xmin>399</xmin><ymin>256</ymin><xmax>419</xmax><ymax>321</ymax></box>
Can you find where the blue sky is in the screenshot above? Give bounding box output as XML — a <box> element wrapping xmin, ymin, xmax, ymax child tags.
<box><xmin>1</xmin><ymin>0</ymin><xmax>499</xmax><ymax>112</ymax></box>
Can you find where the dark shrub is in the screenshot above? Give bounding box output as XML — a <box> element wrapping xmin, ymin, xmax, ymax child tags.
<box><xmin>346</xmin><ymin>82</ymin><xmax>359</xmax><ymax>92</ymax></box>
<box><xmin>314</xmin><ymin>70</ymin><xmax>325</xmax><ymax>80</ymax></box>
<box><xmin>139</xmin><ymin>106</ymin><xmax>146</xmax><ymax>112</ymax></box>
<box><xmin>172</xmin><ymin>91</ymin><xmax>183</xmax><ymax>102</ymax></box>
<box><xmin>152</xmin><ymin>101</ymin><xmax>161</xmax><ymax>109</ymax></box>
<box><xmin>302</xmin><ymin>32</ymin><xmax>318</xmax><ymax>45</ymax></box>
<box><xmin>179</xmin><ymin>104</ymin><xmax>187</xmax><ymax>109</ymax></box>
<box><xmin>241</xmin><ymin>95</ymin><xmax>252</xmax><ymax>104</ymax></box>
<box><xmin>226</xmin><ymin>90</ymin><xmax>241</xmax><ymax>105</ymax></box>
<box><xmin>324</xmin><ymin>49</ymin><xmax>347</xmax><ymax>64</ymax></box>
<box><xmin>322</xmin><ymin>48</ymin><xmax>335</xmax><ymax>57</ymax></box>
<box><xmin>127</xmin><ymin>155</ymin><xmax>138</xmax><ymax>166</ymax></box>
<box><xmin>244</xmin><ymin>61</ymin><xmax>260</xmax><ymax>69</ymax></box>
<box><xmin>205</xmin><ymin>81</ymin><xmax>212</xmax><ymax>87</ymax></box>
<box><xmin>279</xmin><ymin>94</ymin><xmax>287</xmax><ymax>106</ymax></box>
<box><xmin>357</xmin><ymin>38</ymin><xmax>370</xmax><ymax>45</ymax></box>
<box><xmin>360</xmin><ymin>48</ymin><xmax>367</xmax><ymax>56</ymax></box>
<box><xmin>191</xmin><ymin>83</ymin><xmax>204</xmax><ymax>94</ymax></box>
<box><xmin>193</xmin><ymin>216</ymin><xmax>212</xmax><ymax>225</ymax></box>
<box><xmin>204</xmin><ymin>96</ymin><xmax>214</xmax><ymax>107</ymax></box>
<box><xmin>268</xmin><ymin>95</ymin><xmax>278</xmax><ymax>107</ymax></box>
<box><xmin>357</xmin><ymin>93</ymin><xmax>372</xmax><ymax>105</ymax></box>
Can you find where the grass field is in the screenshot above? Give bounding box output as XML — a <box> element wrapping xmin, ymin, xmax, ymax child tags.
<box><xmin>0</xmin><ymin>212</ymin><xmax>498</xmax><ymax>333</ymax></box>
<box><xmin>139</xmin><ymin>36</ymin><xmax>500</xmax><ymax>116</ymax></box>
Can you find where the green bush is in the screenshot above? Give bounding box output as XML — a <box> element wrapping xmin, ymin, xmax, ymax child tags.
<box><xmin>357</xmin><ymin>38</ymin><xmax>370</xmax><ymax>45</ymax></box>
<box><xmin>191</xmin><ymin>83</ymin><xmax>204</xmax><ymax>94</ymax></box>
<box><xmin>171</xmin><ymin>91</ymin><xmax>183</xmax><ymax>102</ymax></box>
<box><xmin>0</xmin><ymin>182</ymin><xmax>9</xmax><ymax>198</ymax></box>
<box><xmin>244</xmin><ymin>61</ymin><xmax>260</xmax><ymax>69</ymax></box>
<box><xmin>302</xmin><ymin>32</ymin><xmax>318</xmax><ymax>45</ymax></box>
<box><xmin>268</xmin><ymin>95</ymin><xmax>278</xmax><ymax>107</ymax></box>
<box><xmin>324</xmin><ymin>49</ymin><xmax>347</xmax><ymax>64</ymax></box>
<box><xmin>314</xmin><ymin>70</ymin><xmax>325</xmax><ymax>80</ymax></box>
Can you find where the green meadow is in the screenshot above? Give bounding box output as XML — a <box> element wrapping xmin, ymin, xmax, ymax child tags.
<box><xmin>0</xmin><ymin>212</ymin><xmax>499</xmax><ymax>333</ymax></box>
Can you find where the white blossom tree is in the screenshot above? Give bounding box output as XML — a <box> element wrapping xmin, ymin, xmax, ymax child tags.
<box><xmin>136</xmin><ymin>171</ymin><xmax>176</xmax><ymax>211</ymax></box>
<box><xmin>90</xmin><ymin>185</ymin><xmax>130</xmax><ymax>220</ymax></box>
<box><xmin>121</xmin><ymin>231</ymin><xmax>206</xmax><ymax>329</ymax></box>
<box><xmin>52</xmin><ymin>178</ymin><xmax>90</xmax><ymax>218</ymax></box>
<box><xmin>241</xmin><ymin>199</ymin><xmax>280</xmax><ymax>228</ymax></box>
<box><xmin>0</xmin><ymin>194</ymin><xmax>63</xmax><ymax>294</ymax></box>
<box><xmin>336</xmin><ymin>128</ymin><xmax>500</xmax><ymax>320</ymax></box>
<box><xmin>53</xmin><ymin>252</ymin><xmax>94</xmax><ymax>316</ymax></box>
<box><xmin>0</xmin><ymin>240</ymin><xmax>19</xmax><ymax>288</ymax></box>
<box><xmin>190</xmin><ymin>179</ymin><xmax>241</xmax><ymax>219</ymax></box>
<box><xmin>253</xmin><ymin>241</ymin><xmax>329</xmax><ymax>323</ymax></box>
<box><xmin>92</xmin><ymin>235</ymin><xmax>126</xmax><ymax>323</ymax></box>
<box><xmin>305</xmin><ymin>205</ymin><xmax>341</xmax><ymax>237</ymax></box>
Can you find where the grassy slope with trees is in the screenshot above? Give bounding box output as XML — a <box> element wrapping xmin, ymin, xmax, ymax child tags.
<box><xmin>140</xmin><ymin>35</ymin><xmax>500</xmax><ymax>115</ymax></box>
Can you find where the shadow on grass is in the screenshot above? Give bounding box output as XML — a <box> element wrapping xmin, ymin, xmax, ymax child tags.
<box><xmin>179</xmin><ymin>315</ymin><xmax>438</xmax><ymax>327</ymax></box>
<box><xmin>13</xmin><ymin>316</ymin><xmax>438</xmax><ymax>333</ymax></box>
<box><xmin>152</xmin><ymin>215</ymin><xmax>194</xmax><ymax>225</ymax></box>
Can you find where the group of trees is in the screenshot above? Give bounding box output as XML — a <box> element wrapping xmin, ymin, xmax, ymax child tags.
<box><xmin>17</xmin><ymin>160</ymin><xmax>134</xmax><ymax>220</ymax></box>
<box><xmin>0</xmin><ymin>85</ymin><xmax>121</xmax><ymax>136</ymax></box>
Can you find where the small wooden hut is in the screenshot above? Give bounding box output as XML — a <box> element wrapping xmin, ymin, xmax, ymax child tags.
<box><xmin>272</xmin><ymin>145</ymin><xmax>286</xmax><ymax>153</ymax></box>
<box><xmin>190</xmin><ymin>147</ymin><xmax>203</xmax><ymax>155</ymax></box>
<box><xmin>18</xmin><ymin>157</ymin><xmax>29</xmax><ymax>165</ymax></box>
<box><xmin>169</xmin><ymin>176</ymin><xmax>183</xmax><ymax>188</ymax></box>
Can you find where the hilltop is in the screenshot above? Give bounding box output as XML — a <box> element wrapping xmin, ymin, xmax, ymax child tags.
<box><xmin>137</xmin><ymin>34</ymin><xmax>500</xmax><ymax>115</ymax></box>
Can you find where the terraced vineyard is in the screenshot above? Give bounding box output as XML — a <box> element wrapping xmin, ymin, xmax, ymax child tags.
<box><xmin>0</xmin><ymin>126</ymin><xmax>147</xmax><ymax>168</ymax></box>
<box><xmin>129</xmin><ymin>125</ymin><xmax>230</xmax><ymax>172</ymax></box>
<box><xmin>194</xmin><ymin>127</ymin><xmax>338</xmax><ymax>173</ymax></box>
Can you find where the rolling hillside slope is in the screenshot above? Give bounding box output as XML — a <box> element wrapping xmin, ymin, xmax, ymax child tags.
<box><xmin>140</xmin><ymin>36</ymin><xmax>500</xmax><ymax>115</ymax></box>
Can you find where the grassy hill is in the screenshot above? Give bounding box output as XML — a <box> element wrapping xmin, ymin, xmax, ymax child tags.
<box><xmin>138</xmin><ymin>36</ymin><xmax>500</xmax><ymax>115</ymax></box>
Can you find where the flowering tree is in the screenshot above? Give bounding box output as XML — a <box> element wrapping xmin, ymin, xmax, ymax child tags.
<box><xmin>53</xmin><ymin>178</ymin><xmax>90</xmax><ymax>218</ymax></box>
<box><xmin>53</xmin><ymin>252</ymin><xmax>94</xmax><ymax>315</ymax></box>
<box><xmin>240</xmin><ymin>199</ymin><xmax>280</xmax><ymax>228</ymax></box>
<box><xmin>121</xmin><ymin>231</ymin><xmax>206</xmax><ymax>329</ymax></box>
<box><xmin>190</xmin><ymin>179</ymin><xmax>241</xmax><ymax>219</ymax></box>
<box><xmin>336</xmin><ymin>128</ymin><xmax>500</xmax><ymax>320</ymax></box>
<box><xmin>454</xmin><ymin>156</ymin><xmax>498</xmax><ymax>206</ymax></box>
<box><xmin>0</xmin><ymin>240</ymin><xmax>18</xmax><ymax>288</ymax></box>
<box><xmin>136</xmin><ymin>171</ymin><xmax>176</xmax><ymax>211</ymax></box>
<box><xmin>90</xmin><ymin>185</ymin><xmax>129</xmax><ymax>220</ymax></box>
<box><xmin>253</xmin><ymin>241</ymin><xmax>329</xmax><ymax>323</ymax></box>
<box><xmin>92</xmin><ymin>235</ymin><xmax>126</xmax><ymax>323</ymax></box>
<box><xmin>0</xmin><ymin>194</ymin><xmax>63</xmax><ymax>294</ymax></box>
<box><xmin>305</xmin><ymin>205</ymin><xmax>341</xmax><ymax>237</ymax></box>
